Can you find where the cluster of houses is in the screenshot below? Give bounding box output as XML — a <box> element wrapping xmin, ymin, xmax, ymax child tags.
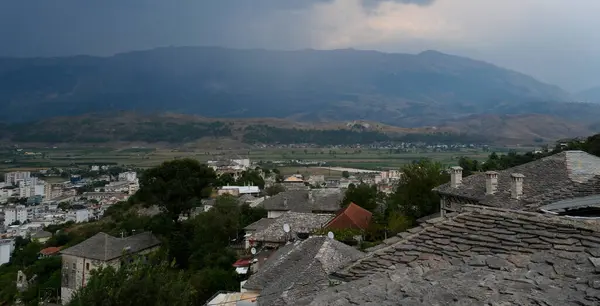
<box><xmin>14</xmin><ymin>151</ymin><xmax>600</xmax><ymax>305</ymax></box>
<box><xmin>205</xmin><ymin>150</ymin><xmax>600</xmax><ymax>305</ymax></box>
<box><xmin>0</xmin><ymin>170</ymin><xmax>141</xmax><ymax>269</ymax></box>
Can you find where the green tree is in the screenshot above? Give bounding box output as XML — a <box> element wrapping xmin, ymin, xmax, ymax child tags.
<box><xmin>68</xmin><ymin>256</ymin><xmax>196</xmax><ymax>306</ymax></box>
<box><xmin>343</xmin><ymin>183</ymin><xmax>380</xmax><ymax>212</ymax></box>
<box><xmin>458</xmin><ymin>156</ymin><xmax>480</xmax><ymax>177</ymax></box>
<box><xmin>217</xmin><ymin>173</ymin><xmax>236</xmax><ymax>187</ymax></box>
<box><xmin>341</xmin><ymin>171</ymin><xmax>350</xmax><ymax>178</ymax></box>
<box><xmin>138</xmin><ymin>159</ymin><xmax>217</xmax><ymax>222</ymax></box>
<box><xmin>191</xmin><ymin>268</ymin><xmax>239</xmax><ymax>303</ymax></box>
<box><xmin>235</xmin><ymin>170</ymin><xmax>265</xmax><ymax>189</ymax></box>
<box><xmin>388</xmin><ymin>159</ymin><xmax>449</xmax><ymax>220</ymax></box>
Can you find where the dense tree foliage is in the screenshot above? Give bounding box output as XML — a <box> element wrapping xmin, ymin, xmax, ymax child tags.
<box><xmin>343</xmin><ymin>183</ymin><xmax>382</xmax><ymax>212</ymax></box>
<box><xmin>10</xmin><ymin>121</ymin><xmax>232</xmax><ymax>144</ymax></box>
<box><xmin>138</xmin><ymin>159</ymin><xmax>217</xmax><ymax>222</ymax></box>
<box><xmin>388</xmin><ymin>159</ymin><xmax>449</xmax><ymax>221</ymax></box>
<box><xmin>243</xmin><ymin>125</ymin><xmax>391</xmax><ymax>145</ymax></box>
<box><xmin>68</xmin><ymin>256</ymin><xmax>196</xmax><ymax>306</ymax></box>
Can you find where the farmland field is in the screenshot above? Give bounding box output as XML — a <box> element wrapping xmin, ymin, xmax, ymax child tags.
<box><xmin>0</xmin><ymin>145</ymin><xmax>532</xmax><ymax>175</ymax></box>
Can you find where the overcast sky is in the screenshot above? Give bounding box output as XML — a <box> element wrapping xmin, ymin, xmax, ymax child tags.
<box><xmin>1</xmin><ymin>0</ymin><xmax>598</xmax><ymax>91</ymax></box>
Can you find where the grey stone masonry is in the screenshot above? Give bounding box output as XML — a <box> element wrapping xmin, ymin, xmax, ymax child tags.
<box><xmin>308</xmin><ymin>205</ymin><xmax>600</xmax><ymax>305</ymax></box>
<box><xmin>332</xmin><ymin>205</ymin><xmax>600</xmax><ymax>282</ymax></box>
<box><xmin>434</xmin><ymin>151</ymin><xmax>600</xmax><ymax>211</ymax></box>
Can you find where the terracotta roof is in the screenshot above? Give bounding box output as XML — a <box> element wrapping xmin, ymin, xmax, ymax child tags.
<box><xmin>40</xmin><ymin>246</ymin><xmax>62</xmax><ymax>256</ymax></box>
<box><xmin>325</xmin><ymin>203</ymin><xmax>372</xmax><ymax>230</ymax></box>
<box><xmin>283</xmin><ymin>176</ymin><xmax>304</xmax><ymax>182</ymax></box>
<box><xmin>232</xmin><ymin>258</ymin><xmax>252</xmax><ymax>267</ymax></box>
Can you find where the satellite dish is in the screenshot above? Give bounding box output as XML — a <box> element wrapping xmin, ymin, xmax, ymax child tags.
<box><xmin>251</xmin><ymin>247</ymin><xmax>257</xmax><ymax>255</ymax></box>
<box><xmin>283</xmin><ymin>223</ymin><xmax>291</xmax><ymax>233</ymax></box>
<box><xmin>327</xmin><ymin>231</ymin><xmax>334</xmax><ymax>239</ymax></box>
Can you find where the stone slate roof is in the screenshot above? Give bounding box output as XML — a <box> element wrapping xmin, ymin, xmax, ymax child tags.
<box><xmin>261</xmin><ymin>189</ymin><xmax>343</xmax><ymax>213</ymax></box>
<box><xmin>248</xmin><ymin>212</ymin><xmax>334</xmax><ymax>243</ymax></box>
<box><xmin>60</xmin><ymin>232</ymin><xmax>161</xmax><ymax>261</ymax></box>
<box><xmin>306</xmin><ymin>205</ymin><xmax>600</xmax><ymax>305</ymax></box>
<box><xmin>243</xmin><ymin>236</ymin><xmax>364</xmax><ymax>306</ymax></box>
<box><xmin>244</xmin><ymin>218</ymin><xmax>276</xmax><ymax>232</ymax></box>
<box><xmin>434</xmin><ymin>151</ymin><xmax>600</xmax><ymax>210</ymax></box>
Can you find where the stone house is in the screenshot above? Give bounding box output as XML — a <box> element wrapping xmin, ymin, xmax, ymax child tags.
<box><xmin>308</xmin><ymin>204</ymin><xmax>600</xmax><ymax>305</ymax></box>
<box><xmin>433</xmin><ymin>150</ymin><xmax>600</xmax><ymax>216</ymax></box>
<box><xmin>59</xmin><ymin>232</ymin><xmax>161</xmax><ymax>304</ymax></box>
<box><xmin>261</xmin><ymin>189</ymin><xmax>343</xmax><ymax>219</ymax></box>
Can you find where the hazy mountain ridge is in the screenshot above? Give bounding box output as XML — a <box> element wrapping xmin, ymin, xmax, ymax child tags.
<box><xmin>0</xmin><ymin>46</ymin><xmax>578</xmax><ymax>125</ymax></box>
<box><xmin>577</xmin><ymin>86</ymin><xmax>600</xmax><ymax>103</ymax></box>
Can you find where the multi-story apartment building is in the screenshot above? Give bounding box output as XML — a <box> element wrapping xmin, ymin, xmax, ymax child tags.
<box><xmin>3</xmin><ymin>205</ymin><xmax>28</xmax><ymax>226</ymax></box>
<box><xmin>4</xmin><ymin>171</ymin><xmax>31</xmax><ymax>186</ymax></box>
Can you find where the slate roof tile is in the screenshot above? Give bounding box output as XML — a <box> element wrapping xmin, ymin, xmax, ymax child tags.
<box><xmin>434</xmin><ymin>151</ymin><xmax>600</xmax><ymax>210</ymax></box>
<box><xmin>248</xmin><ymin>212</ymin><xmax>334</xmax><ymax>243</ymax></box>
<box><xmin>60</xmin><ymin>232</ymin><xmax>161</xmax><ymax>261</ymax></box>
<box><xmin>306</xmin><ymin>205</ymin><xmax>600</xmax><ymax>305</ymax></box>
<box><xmin>261</xmin><ymin>189</ymin><xmax>343</xmax><ymax>213</ymax></box>
<box><xmin>243</xmin><ymin>236</ymin><xmax>364</xmax><ymax>306</ymax></box>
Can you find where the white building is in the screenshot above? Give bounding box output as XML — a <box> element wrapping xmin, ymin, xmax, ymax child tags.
<box><xmin>0</xmin><ymin>239</ymin><xmax>15</xmax><ymax>265</ymax></box>
<box><xmin>218</xmin><ymin>186</ymin><xmax>260</xmax><ymax>196</ymax></box>
<box><xmin>4</xmin><ymin>172</ymin><xmax>31</xmax><ymax>186</ymax></box>
<box><xmin>75</xmin><ymin>209</ymin><xmax>89</xmax><ymax>223</ymax></box>
<box><xmin>4</xmin><ymin>205</ymin><xmax>28</xmax><ymax>226</ymax></box>
<box><xmin>16</xmin><ymin>177</ymin><xmax>46</xmax><ymax>198</ymax></box>
<box><xmin>118</xmin><ymin>172</ymin><xmax>137</xmax><ymax>183</ymax></box>
<box><xmin>102</xmin><ymin>181</ymin><xmax>130</xmax><ymax>193</ymax></box>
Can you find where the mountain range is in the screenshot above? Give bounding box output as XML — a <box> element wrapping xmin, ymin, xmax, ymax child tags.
<box><xmin>577</xmin><ymin>86</ymin><xmax>600</xmax><ymax>103</ymax></box>
<box><xmin>0</xmin><ymin>46</ymin><xmax>592</xmax><ymax>124</ymax></box>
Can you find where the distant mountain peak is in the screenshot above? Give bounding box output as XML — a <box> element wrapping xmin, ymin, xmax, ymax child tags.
<box><xmin>418</xmin><ymin>50</ymin><xmax>447</xmax><ymax>56</ymax></box>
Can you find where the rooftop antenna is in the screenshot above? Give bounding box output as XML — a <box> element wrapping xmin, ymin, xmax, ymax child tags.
<box><xmin>251</xmin><ymin>247</ymin><xmax>257</xmax><ymax>255</ymax></box>
<box><xmin>327</xmin><ymin>231</ymin><xmax>334</xmax><ymax>239</ymax></box>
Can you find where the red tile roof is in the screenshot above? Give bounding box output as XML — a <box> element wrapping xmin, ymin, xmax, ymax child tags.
<box><xmin>232</xmin><ymin>258</ymin><xmax>252</xmax><ymax>267</ymax></box>
<box><xmin>40</xmin><ymin>246</ymin><xmax>62</xmax><ymax>256</ymax></box>
<box><xmin>325</xmin><ymin>202</ymin><xmax>372</xmax><ymax>231</ymax></box>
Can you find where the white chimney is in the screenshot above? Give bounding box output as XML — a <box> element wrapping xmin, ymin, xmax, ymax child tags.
<box><xmin>510</xmin><ymin>173</ymin><xmax>525</xmax><ymax>199</ymax></box>
<box><xmin>450</xmin><ymin>166</ymin><xmax>463</xmax><ymax>188</ymax></box>
<box><xmin>485</xmin><ymin>171</ymin><xmax>498</xmax><ymax>195</ymax></box>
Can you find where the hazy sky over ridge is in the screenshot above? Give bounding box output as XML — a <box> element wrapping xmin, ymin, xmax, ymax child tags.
<box><xmin>1</xmin><ymin>0</ymin><xmax>598</xmax><ymax>91</ymax></box>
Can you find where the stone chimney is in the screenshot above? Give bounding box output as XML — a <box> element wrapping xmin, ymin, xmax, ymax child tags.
<box><xmin>510</xmin><ymin>173</ymin><xmax>525</xmax><ymax>199</ymax></box>
<box><xmin>450</xmin><ymin>166</ymin><xmax>463</xmax><ymax>188</ymax></box>
<box><xmin>485</xmin><ymin>171</ymin><xmax>498</xmax><ymax>195</ymax></box>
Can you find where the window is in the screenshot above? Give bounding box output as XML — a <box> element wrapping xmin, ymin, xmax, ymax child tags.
<box><xmin>86</xmin><ymin>263</ymin><xmax>90</xmax><ymax>271</ymax></box>
<box><xmin>72</xmin><ymin>263</ymin><xmax>76</xmax><ymax>269</ymax></box>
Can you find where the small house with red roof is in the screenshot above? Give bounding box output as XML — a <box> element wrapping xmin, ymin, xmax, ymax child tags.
<box><xmin>39</xmin><ymin>246</ymin><xmax>62</xmax><ymax>258</ymax></box>
<box><xmin>325</xmin><ymin>202</ymin><xmax>372</xmax><ymax>231</ymax></box>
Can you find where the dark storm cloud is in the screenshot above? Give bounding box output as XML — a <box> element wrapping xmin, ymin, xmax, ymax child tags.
<box><xmin>0</xmin><ymin>0</ymin><xmax>334</xmax><ymax>56</ymax></box>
